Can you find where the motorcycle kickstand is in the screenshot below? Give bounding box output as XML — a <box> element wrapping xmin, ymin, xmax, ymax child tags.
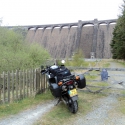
<box><xmin>55</xmin><ymin>97</ymin><xmax>62</xmax><ymax>106</ymax></box>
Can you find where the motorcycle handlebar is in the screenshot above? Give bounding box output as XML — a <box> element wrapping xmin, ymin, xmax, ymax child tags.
<box><xmin>41</xmin><ymin>69</ymin><xmax>48</xmax><ymax>74</ymax></box>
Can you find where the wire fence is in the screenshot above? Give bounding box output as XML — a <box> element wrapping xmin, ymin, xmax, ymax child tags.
<box><xmin>73</xmin><ymin>67</ymin><xmax>125</xmax><ymax>95</ymax></box>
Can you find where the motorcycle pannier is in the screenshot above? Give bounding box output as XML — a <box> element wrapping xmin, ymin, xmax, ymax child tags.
<box><xmin>50</xmin><ymin>83</ymin><xmax>61</xmax><ymax>97</ymax></box>
<box><xmin>77</xmin><ymin>74</ymin><xmax>86</xmax><ymax>89</ymax></box>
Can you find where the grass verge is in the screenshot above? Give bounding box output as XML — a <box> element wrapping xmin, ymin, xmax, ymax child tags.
<box><xmin>0</xmin><ymin>90</ymin><xmax>53</xmax><ymax>119</ymax></box>
<box><xmin>34</xmin><ymin>90</ymin><xmax>106</xmax><ymax>125</ymax></box>
<box><xmin>87</xmin><ymin>81</ymin><xmax>109</xmax><ymax>87</ymax></box>
<box><xmin>117</xmin><ymin>97</ymin><xmax>125</xmax><ymax>115</ymax></box>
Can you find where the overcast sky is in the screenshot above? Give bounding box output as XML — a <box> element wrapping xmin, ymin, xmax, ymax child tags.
<box><xmin>0</xmin><ymin>0</ymin><xmax>123</xmax><ymax>26</ymax></box>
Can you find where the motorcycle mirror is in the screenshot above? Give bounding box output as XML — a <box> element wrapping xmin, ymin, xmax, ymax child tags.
<box><xmin>41</xmin><ymin>69</ymin><xmax>46</xmax><ymax>73</ymax></box>
<box><xmin>41</xmin><ymin>65</ymin><xmax>44</xmax><ymax>69</ymax></box>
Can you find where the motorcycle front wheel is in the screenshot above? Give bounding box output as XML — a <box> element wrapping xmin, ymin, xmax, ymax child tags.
<box><xmin>68</xmin><ymin>100</ymin><xmax>78</xmax><ymax>113</ymax></box>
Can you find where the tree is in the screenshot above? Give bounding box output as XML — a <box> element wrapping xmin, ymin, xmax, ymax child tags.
<box><xmin>0</xmin><ymin>27</ymin><xmax>50</xmax><ymax>73</ymax></box>
<box><xmin>111</xmin><ymin>0</ymin><xmax>125</xmax><ymax>59</ymax></box>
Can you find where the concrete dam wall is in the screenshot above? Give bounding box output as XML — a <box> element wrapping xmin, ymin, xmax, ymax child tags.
<box><xmin>26</xmin><ymin>19</ymin><xmax>116</xmax><ymax>59</ymax></box>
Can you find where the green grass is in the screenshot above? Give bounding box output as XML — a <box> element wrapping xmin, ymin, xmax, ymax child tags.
<box><xmin>103</xmin><ymin>63</ymin><xmax>110</xmax><ymax>68</ymax></box>
<box><xmin>34</xmin><ymin>90</ymin><xmax>105</xmax><ymax>125</ymax></box>
<box><xmin>87</xmin><ymin>81</ymin><xmax>109</xmax><ymax>87</ymax></box>
<box><xmin>121</xmin><ymin>91</ymin><xmax>125</xmax><ymax>95</ymax></box>
<box><xmin>110</xmin><ymin>59</ymin><xmax>125</xmax><ymax>67</ymax></box>
<box><xmin>85</xmin><ymin>70</ymin><xmax>99</xmax><ymax>80</ymax></box>
<box><xmin>117</xmin><ymin>97</ymin><xmax>125</xmax><ymax>114</ymax></box>
<box><xmin>85</xmin><ymin>75</ymin><xmax>97</xmax><ymax>80</ymax></box>
<box><xmin>0</xmin><ymin>90</ymin><xmax>53</xmax><ymax>119</ymax></box>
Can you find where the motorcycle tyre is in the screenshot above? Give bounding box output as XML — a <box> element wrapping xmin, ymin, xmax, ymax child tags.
<box><xmin>68</xmin><ymin>100</ymin><xmax>78</xmax><ymax>114</ymax></box>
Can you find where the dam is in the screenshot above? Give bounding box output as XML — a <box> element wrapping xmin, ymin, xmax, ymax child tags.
<box><xmin>24</xmin><ymin>19</ymin><xmax>117</xmax><ymax>59</ymax></box>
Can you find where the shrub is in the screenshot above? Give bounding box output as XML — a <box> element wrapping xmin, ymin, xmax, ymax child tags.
<box><xmin>0</xmin><ymin>27</ymin><xmax>50</xmax><ymax>73</ymax></box>
<box><xmin>65</xmin><ymin>50</ymin><xmax>88</xmax><ymax>67</ymax></box>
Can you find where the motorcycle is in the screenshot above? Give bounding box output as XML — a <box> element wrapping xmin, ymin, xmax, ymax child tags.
<box><xmin>41</xmin><ymin>61</ymin><xmax>86</xmax><ymax>113</ymax></box>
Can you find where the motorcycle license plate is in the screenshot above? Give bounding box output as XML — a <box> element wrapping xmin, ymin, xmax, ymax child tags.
<box><xmin>68</xmin><ymin>89</ymin><xmax>77</xmax><ymax>97</ymax></box>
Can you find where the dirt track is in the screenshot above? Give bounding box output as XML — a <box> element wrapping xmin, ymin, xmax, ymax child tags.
<box><xmin>69</xmin><ymin>61</ymin><xmax>125</xmax><ymax>125</ymax></box>
<box><xmin>0</xmin><ymin>61</ymin><xmax>125</xmax><ymax>125</ymax></box>
<box><xmin>0</xmin><ymin>100</ymin><xmax>56</xmax><ymax>125</ymax></box>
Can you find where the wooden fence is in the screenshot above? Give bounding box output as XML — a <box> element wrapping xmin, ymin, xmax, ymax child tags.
<box><xmin>1</xmin><ymin>67</ymin><xmax>125</xmax><ymax>104</ymax></box>
<box><xmin>0</xmin><ymin>68</ymin><xmax>47</xmax><ymax>104</ymax></box>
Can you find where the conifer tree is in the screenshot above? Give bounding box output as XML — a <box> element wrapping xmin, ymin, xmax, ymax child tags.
<box><xmin>111</xmin><ymin>0</ymin><xmax>125</xmax><ymax>59</ymax></box>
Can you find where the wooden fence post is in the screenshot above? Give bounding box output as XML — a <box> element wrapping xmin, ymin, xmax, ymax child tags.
<box><xmin>45</xmin><ymin>75</ymin><xmax>48</xmax><ymax>90</ymax></box>
<box><xmin>43</xmin><ymin>75</ymin><xmax>46</xmax><ymax>92</ymax></box>
<box><xmin>40</xmin><ymin>71</ymin><xmax>43</xmax><ymax>92</ymax></box>
<box><xmin>15</xmin><ymin>70</ymin><xmax>19</xmax><ymax>100</ymax></box>
<box><xmin>11</xmin><ymin>71</ymin><xmax>14</xmax><ymax>102</ymax></box>
<box><xmin>7</xmin><ymin>71</ymin><xmax>10</xmax><ymax>103</ymax></box>
<box><xmin>23</xmin><ymin>70</ymin><xmax>25</xmax><ymax>98</ymax></box>
<box><xmin>32</xmin><ymin>69</ymin><xmax>34</xmax><ymax>95</ymax></box>
<box><xmin>36</xmin><ymin>69</ymin><xmax>40</xmax><ymax>94</ymax></box>
<box><xmin>3</xmin><ymin>72</ymin><xmax>5</xmax><ymax>104</ymax></box>
<box><xmin>40</xmin><ymin>73</ymin><xmax>42</xmax><ymax>92</ymax></box>
<box><xmin>33</xmin><ymin>69</ymin><xmax>37</xmax><ymax>96</ymax></box>
<box><xmin>26</xmin><ymin>70</ymin><xmax>28</xmax><ymax>97</ymax></box>
<box><xmin>37</xmin><ymin>68</ymin><xmax>41</xmax><ymax>93</ymax></box>
<box><xmin>40</xmin><ymin>74</ymin><xmax>45</xmax><ymax>93</ymax></box>
<box><xmin>19</xmin><ymin>71</ymin><xmax>23</xmax><ymax>99</ymax></box>
<box><xmin>29</xmin><ymin>69</ymin><xmax>32</xmax><ymax>96</ymax></box>
<box><xmin>30</xmin><ymin>69</ymin><xmax>34</xmax><ymax>96</ymax></box>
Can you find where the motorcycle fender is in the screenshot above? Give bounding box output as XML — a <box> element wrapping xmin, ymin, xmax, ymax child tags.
<box><xmin>71</xmin><ymin>95</ymin><xmax>78</xmax><ymax>101</ymax></box>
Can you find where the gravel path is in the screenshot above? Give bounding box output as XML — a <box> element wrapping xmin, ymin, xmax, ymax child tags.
<box><xmin>73</xmin><ymin>94</ymin><xmax>118</xmax><ymax>125</ymax></box>
<box><xmin>108</xmin><ymin>62</ymin><xmax>125</xmax><ymax>89</ymax></box>
<box><xmin>0</xmin><ymin>100</ymin><xmax>56</xmax><ymax>125</ymax></box>
<box><xmin>69</xmin><ymin>61</ymin><xmax>125</xmax><ymax>125</ymax></box>
<box><xmin>70</xmin><ymin>94</ymin><xmax>125</xmax><ymax>125</ymax></box>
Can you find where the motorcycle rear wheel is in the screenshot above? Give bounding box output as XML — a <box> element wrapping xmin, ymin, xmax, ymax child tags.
<box><xmin>68</xmin><ymin>100</ymin><xmax>78</xmax><ymax>113</ymax></box>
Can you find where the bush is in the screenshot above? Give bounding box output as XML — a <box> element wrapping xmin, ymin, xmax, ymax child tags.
<box><xmin>65</xmin><ymin>50</ymin><xmax>88</xmax><ymax>67</ymax></box>
<box><xmin>0</xmin><ymin>27</ymin><xmax>50</xmax><ymax>73</ymax></box>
